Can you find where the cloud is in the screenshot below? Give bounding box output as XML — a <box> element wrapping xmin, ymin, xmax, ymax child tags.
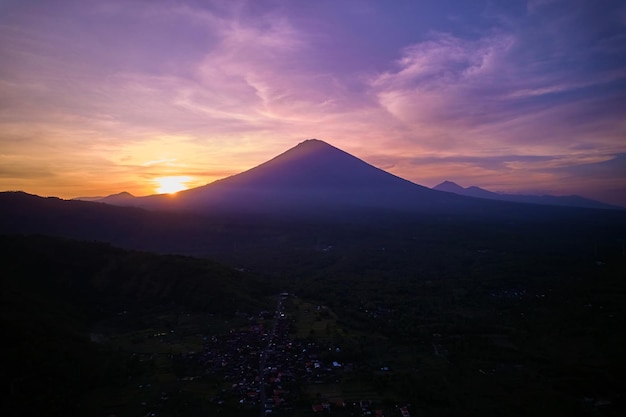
<box><xmin>367</xmin><ymin>151</ymin><xmax>615</xmax><ymax>183</ymax></box>
<box><xmin>0</xmin><ymin>0</ymin><xmax>624</xmax><ymax>201</ymax></box>
<box><xmin>370</xmin><ymin>33</ymin><xmax>514</xmax><ymax>129</ymax></box>
<box><xmin>526</xmin><ymin>0</ymin><xmax>557</xmax><ymax>13</ymax></box>
<box><xmin>190</xmin><ymin>10</ymin><xmax>364</xmax><ymax>128</ymax></box>
<box><xmin>367</xmin><ymin>1</ymin><xmax>626</xmax><ymax>162</ymax></box>
<box><xmin>549</xmin><ymin>153</ymin><xmax>626</xmax><ymax>178</ymax></box>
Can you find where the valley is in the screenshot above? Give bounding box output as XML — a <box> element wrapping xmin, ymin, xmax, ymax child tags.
<box><xmin>2</xmin><ymin>220</ymin><xmax>625</xmax><ymax>416</ymax></box>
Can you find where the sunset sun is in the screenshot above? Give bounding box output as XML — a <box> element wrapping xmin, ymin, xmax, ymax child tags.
<box><xmin>154</xmin><ymin>176</ymin><xmax>191</xmax><ymax>194</ymax></box>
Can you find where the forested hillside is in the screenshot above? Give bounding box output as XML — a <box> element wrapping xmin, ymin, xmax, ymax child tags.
<box><xmin>1</xmin><ymin>234</ymin><xmax>275</xmax><ymax>416</ymax></box>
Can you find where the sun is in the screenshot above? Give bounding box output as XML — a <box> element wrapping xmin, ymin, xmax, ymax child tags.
<box><xmin>154</xmin><ymin>176</ymin><xmax>191</xmax><ymax>194</ymax></box>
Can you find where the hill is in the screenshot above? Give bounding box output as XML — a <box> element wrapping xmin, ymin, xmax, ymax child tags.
<box><xmin>433</xmin><ymin>180</ymin><xmax>622</xmax><ymax>210</ymax></box>
<box><xmin>1</xmin><ymin>234</ymin><xmax>275</xmax><ymax>416</ymax></box>
<box><xmin>3</xmin><ymin>222</ymin><xmax>626</xmax><ymax>416</ymax></box>
<box><xmin>3</xmin><ymin>189</ymin><xmax>626</xmax><ymax>283</ymax></box>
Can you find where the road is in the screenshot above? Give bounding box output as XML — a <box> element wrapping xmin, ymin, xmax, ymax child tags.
<box><xmin>259</xmin><ymin>294</ymin><xmax>284</xmax><ymax>416</ymax></box>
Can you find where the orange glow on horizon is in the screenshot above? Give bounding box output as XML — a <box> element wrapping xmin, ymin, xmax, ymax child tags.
<box><xmin>154</xmin><ymin>176</ymin><xmax>192</xmax><ymax>194</ymax></box>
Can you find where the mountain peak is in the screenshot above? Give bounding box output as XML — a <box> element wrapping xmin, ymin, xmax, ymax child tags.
<box><xmin>296</xmin><ymin>138</ymin><xmax>330</xmax><ymax>148</ymax></box>
<box><xmin>434</xmin><ymin>181</ymin><xmax>465</xmax><ymax>193</ymax></box>
<box><xmin>74</xmin><ymin>191</ymin><xmax>135</xmax><ymax>202</ymax></box>
<box><xmin>274</xmin><ymin>138</ymin><xmax>340</xmax><ymax>161</ymax></box>
<box><xmin>95</xmin><ymin>191</ymin><xmax>136</xmax><ymax>204</ymax></box>
<box><xmin>160</xmin><ymin>138</ymin><xmax>448</xmax><ymax>214</ymax></box>
<box><xmin>108</xmin><ymin>191</ymin><xmax>135</xmax><ymax>198</ymax></box>
<box><xmin>215</xmin><ymin>138</ymin><xmax>388</xmax><ymax>189</ymax></box>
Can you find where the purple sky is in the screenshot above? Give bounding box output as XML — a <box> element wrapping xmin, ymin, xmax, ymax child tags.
<box><xmin>1</xmin><ymin>0</ymin><xmax>625</xmax><ymax>205</ymax></box>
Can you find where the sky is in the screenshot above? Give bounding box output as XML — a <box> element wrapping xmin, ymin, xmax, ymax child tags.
<box><xmin>1</xmin><ymin>0</ymin><xmax>625</xmax><ymax>205</ymax></box>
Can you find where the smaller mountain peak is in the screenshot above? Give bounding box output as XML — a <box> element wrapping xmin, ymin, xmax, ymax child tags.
<box><xmin>96</xmin><ymin>191</ymin><xmax>136</xmax><ymax>203</ymax></box>
<box><xmin>434</xmin><ymin>181</ymin><xmax>465</xmax><ymax>192</ymax></box>
<box><xmin>109</xmin><ymin>191</ymin><xmax>135</xmax><ymax>198</ymax></box>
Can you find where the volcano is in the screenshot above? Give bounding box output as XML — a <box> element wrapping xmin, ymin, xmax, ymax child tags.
<box><xmin>110</xmin><ymin>139</ymin><xmax>464</xmax><ymax>215</ymax></box>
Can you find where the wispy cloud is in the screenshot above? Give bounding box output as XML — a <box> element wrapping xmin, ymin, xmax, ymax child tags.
<box><xmin>370</xmin><ymin>32</ymin><xmax>514</xmax><ymax>128</ymax></box>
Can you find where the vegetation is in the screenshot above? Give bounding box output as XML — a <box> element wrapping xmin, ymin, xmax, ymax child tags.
<box><xmin>1</xmin><ymin>234</ymin><xmax>276</xmax><ymax>416</ymax></box>
<box><xmin>2</xmin><ymin>204</ymin><xmax>625</xmax><ymax>416</ymax></box>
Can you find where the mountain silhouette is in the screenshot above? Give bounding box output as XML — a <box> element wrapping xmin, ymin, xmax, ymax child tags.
<box><xmin>73</xmin><ymin>191</ymin><xmax>136</xmax><ymax>204</ymax></box>
<box><xmin>81</xmin><ymin>140</ymin><xmax>623</xmax><ymax>215</ymax></box>
<box><xmin>433</xmin><ymin>181</ymin><xmax>621</xmax><ymax>210</ymax></box>
<box><xmin>101</xmin><ymin>139</ymin><xmax>465</xmax><ymax>215</ymax></box>
<box><xmin>213</xmin><ymin>139</ymin><xmax>417</xmax><ymax>188</ymax></box>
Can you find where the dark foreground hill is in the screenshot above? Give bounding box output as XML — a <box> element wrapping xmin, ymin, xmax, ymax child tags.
<box><xmin>2</xmin><ymin>227</ymin><xmax>626</xmax><ymax>416</ymax></box>
<box><xmin>1</xmin><ymin>234</ymin><xmax>275</xmax><ymax>417</ymax></box>
<box><xmin>2</xmin><ymin>189</ymin><xmax>626</xmax><ymax>277</ymax></box>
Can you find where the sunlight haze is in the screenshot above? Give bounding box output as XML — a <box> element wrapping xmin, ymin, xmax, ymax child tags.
<box><xmin>154</xmin><ymin>176</ymin><xmax>192</xmax><ymax>195</ymax></box>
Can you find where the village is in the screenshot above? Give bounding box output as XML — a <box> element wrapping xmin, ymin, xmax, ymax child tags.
<box><xmin>168</xmin><ymin>293</ymin><xmax>412</xmax><ymax>416</ymax></box>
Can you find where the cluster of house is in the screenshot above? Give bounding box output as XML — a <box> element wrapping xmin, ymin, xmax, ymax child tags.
<box><xmin>209</xmin><ymin>327</ymin><xmax>265</xmax><ymax>408</ymax></box>
<box><xmin>310</xmin><ymin>400</ymin><xmax>411</xmax><ymax>417</ymax></box>
<box><xmin>174</xmin><ymin>297</ymin><xmax>338</xmax><ymax>411</ymax></box>
<box><xmin>174</xmin><ymin>295</ymin><xmax>410</xmax><ymax>416</ymax></box>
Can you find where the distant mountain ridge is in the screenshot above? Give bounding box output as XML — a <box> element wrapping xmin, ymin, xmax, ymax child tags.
<box><xmin>78</xmin><ymin>191</ymin><xmax>136</xmax><ymax>204</ymax></box>
<box><xmin>433</xmin><ymin>180</ymin><xmax>621</xmax><ymax>210</ymax></box>
<box><xmin>79</xmin><ymin>140</ymin><xmax>622</xmax><ymax>213</ymax></box>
